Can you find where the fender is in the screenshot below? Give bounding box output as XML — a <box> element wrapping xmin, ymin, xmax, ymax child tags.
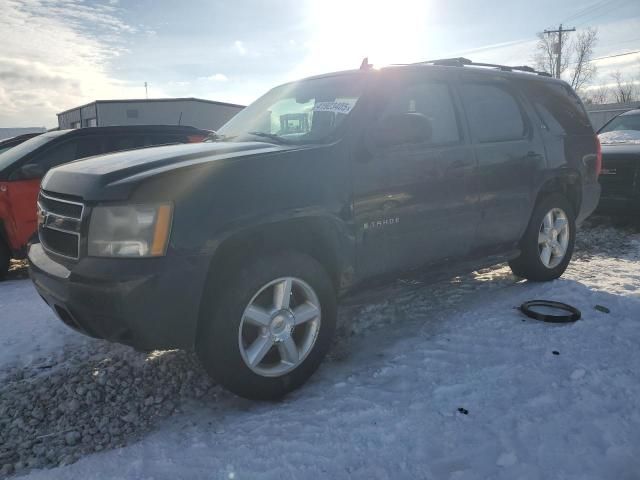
<box><xmin>205</xmin><ymin>208</ymin><xmax>357</xmax><ymax>294</ymax></box>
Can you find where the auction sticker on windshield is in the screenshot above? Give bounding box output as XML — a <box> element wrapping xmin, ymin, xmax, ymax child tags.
<box><xmin>313</xmin><ymin>100</ymin><xmax>356</xmax><ymax>115</ymax></box>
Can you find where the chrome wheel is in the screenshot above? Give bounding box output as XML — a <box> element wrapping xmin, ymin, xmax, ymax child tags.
<box><xmin>538</xmin><ymin>208</ymin><xmax>570</xmax><ymax>269</ymax></box>
<box><xmin>238</xmin><ymin>277</ymin><xmax>321</xmax><ymax>377</ymax></box>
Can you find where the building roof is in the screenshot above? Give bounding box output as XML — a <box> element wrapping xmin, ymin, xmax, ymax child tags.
<box><xmin>57</xmin><ymin>97</ymin><xmax>245</xmax><ymax>117</ymax></box>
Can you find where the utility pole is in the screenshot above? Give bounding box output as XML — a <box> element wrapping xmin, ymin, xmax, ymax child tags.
<box><xmin>543</xmin><ymin>24</ymin><xmax>576</xmax><ymax>79</ymax></box>
<box><xmin>144</xmin><ymin>82</ymin><xmax>148</xmax><ymax>99</ymax></box>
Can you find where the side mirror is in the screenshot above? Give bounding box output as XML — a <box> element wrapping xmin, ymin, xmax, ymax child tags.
<box><xmin>14</xmin><ymin>163</ymin><xmax>46</xmax><ymax>180</ymax></box>
<box><xmin>372</xmin><ymin>113</ymin><xmax>433</xmax><ymax>147</ymax></box>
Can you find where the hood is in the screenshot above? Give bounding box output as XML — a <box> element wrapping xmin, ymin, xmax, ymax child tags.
<box><xmin>41</xmin><ymin>141</ymin><xmax>293</xmax><ymax>201</ymax></box>
<box><xmin>598</xmin><ymin>130</ymin><xmax>640</xmax><ymax>146</ymax></box>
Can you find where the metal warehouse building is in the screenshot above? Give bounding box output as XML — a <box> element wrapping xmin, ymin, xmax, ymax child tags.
<box><xmin>57</xmin><ymin>98</ymin><xmax>244</xmax><ymax>131</ymax></box>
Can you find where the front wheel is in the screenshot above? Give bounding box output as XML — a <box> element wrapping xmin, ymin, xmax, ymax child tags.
<box><xmin>197</xmin><ymin>251</ymin><xmax>337</xmax><ymax>400</ymax></box>
<box><xmin>509</xmin><ymin>194</ymin><xmax>576</xmax><ymax>282</ymax></box>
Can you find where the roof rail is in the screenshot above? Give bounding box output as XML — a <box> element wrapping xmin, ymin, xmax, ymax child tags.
<box><xmin>410</xmin><ymin>57</ymin><xmax>552</xmax><ymax>77</ymax></box>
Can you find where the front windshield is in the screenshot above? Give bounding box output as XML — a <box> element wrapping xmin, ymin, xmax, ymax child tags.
<box><xmin>216</xmin><ymin>73</ymin><xmax>367</xmax><ymax>145</ymax></box>
<box><xmin>0</xmin><ymin>132</ymin><xmax>61</xmax><ymax>172</ymax></box>
<box><xmin>598</xmin><ymin>113</ymin><xmax>640</xmax><ymax>144</ymax></box>
<box><xmin>599</xmin><ymin>114</ymin><xmax>640</xmax><ymax>134</ymax></box>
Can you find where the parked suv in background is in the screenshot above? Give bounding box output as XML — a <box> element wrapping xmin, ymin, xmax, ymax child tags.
<box><xmin>596</xmin><ymin>108</ymin><xmax>640</xmax><ymax>214</ymax></box>
<box><xmin>0</xmin><ymin>125</ymin><xmax>211</xmax><ymax>278</ymax></box>
<box><xmin>29</xmin><ymin>59</ymin><xmax>600</xmax><ymax>399</ymax></box>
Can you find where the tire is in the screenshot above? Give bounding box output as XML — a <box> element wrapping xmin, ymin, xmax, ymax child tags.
<box><xmin>509</xmin><ymin>193</ymin><xmax>576</xmax><ymax>282</ymax></box>
<box><xmin>0</xmin><ymin>240</ymin><xmax>10</xmax><ymax>281</ymax></box>
<box><xmin>197</xmin><ymin>251</ymin><xmax>337</xmax><ymax>400</ymax></box>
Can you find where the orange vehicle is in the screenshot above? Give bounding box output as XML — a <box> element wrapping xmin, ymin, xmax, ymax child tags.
<box><xmin>0</xmin><ymin>125</ymin><xmax>210</xmax><ymax>278</ymax></box>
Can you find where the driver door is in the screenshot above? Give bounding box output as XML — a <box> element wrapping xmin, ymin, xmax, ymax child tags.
<box><xmin>353</xmin><ymin>71</ymin><xmax>479</xmax><ymax>278</ymax></box>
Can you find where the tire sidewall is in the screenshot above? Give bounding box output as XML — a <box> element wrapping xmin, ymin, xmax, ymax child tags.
<box><xmin>518</xmin><ymin>194</ymin><xmax>576</xmax><ymax>281</ymax></box>
<box><xmin>197</xmin><ymin>251</ymin><xmax>336</xmax><ymax>400</ymax></box>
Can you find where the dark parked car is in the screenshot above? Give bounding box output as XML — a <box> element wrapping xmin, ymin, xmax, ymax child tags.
<box><xmin>0</xmin><ymin>132</ymin><xmax>43</xmax><ymax>155</ymax></box>
<box><xmin>29</xmin><ymin>59</ymin><xmax>600</xmax><ymax>400</ymax></box>
<box><xmin>0</xmin><ymin>125</ymin><xmax>211</xmax><ymax>278</ymax></box>
<box><xmin>597</xmin><ymin>108</ymin><xmax>640</xmax><ymax>213</ymax></box>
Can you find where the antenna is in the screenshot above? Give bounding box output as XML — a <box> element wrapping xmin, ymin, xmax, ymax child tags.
<box><xmin>144</xmin><ymin>81</ymin><xmax>148</xmax><ymax>99</ymax></box>
<box><xmin>360</xmin><ymin>57</ymin><xmax>372</xmax><ymax>70</ymax></box>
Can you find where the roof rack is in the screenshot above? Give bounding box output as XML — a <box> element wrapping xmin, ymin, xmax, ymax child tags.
<box><xmin>410</xmin><ymin>57</ymin><xmax>552</xmax><ymax>77</ymax></box>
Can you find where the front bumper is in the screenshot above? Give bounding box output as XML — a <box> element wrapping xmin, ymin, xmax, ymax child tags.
<box><xmin>28</xmin><ymin>243</ymin><xmax>211</xmax><ymax>351</ymax></box>
<box><xmin>597</xmin><ymin>193</ymin><xmax>640</xmax><ymax>213</ymax></box>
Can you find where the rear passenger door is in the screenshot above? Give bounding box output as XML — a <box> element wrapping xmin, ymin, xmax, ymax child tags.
<box><xmin>458</xmin><ymin>75</ymin><xmax>546</xmax><ymax>252</ymax></box>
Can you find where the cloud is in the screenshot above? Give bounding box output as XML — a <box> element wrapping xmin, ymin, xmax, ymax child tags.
<box><xmin>0</xmin><ymin>0</ymin><xmax>146</xmax><ymax>127</ymax></box>
<box><xmin>200</xmin><ymin>73</ymin><xmax>229</xmax><ymax>82</ymax></box>
<box><xmin>234</xmin><ymin>40</ymin><xmax>247</xmax><ymax>56</ymax></box>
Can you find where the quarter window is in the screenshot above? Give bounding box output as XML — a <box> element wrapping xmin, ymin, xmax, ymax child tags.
<box><xmin>461</xmin><ymin>83</ymin><xmax>526</xmax><ymax>142</ymax></box>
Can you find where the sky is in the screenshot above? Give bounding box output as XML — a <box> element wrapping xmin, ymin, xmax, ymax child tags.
<box><xmin>0</xmin><ymin>0</ymin><xmax>639</xmax><ymax>128</ymax></box>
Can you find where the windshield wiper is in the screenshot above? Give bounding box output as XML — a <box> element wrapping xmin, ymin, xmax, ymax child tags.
<box><xmin>247</xmin><ymin>131</ymin><xmax>294</xmax><ymax>145</ymax></box>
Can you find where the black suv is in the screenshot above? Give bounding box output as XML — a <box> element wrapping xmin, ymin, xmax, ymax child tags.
<box><xmin>29</xmin><ymin>59</ymin><xmax>601</xmax><ymax>400</ymax></box>
<box><xmin>597</xmin><ymin>108</ymin><xmax>640</xmax><ymax>213</ymax></box>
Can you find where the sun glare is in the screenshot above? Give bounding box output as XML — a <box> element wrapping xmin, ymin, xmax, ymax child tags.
<box><xmin>294</xmin><ymin>0</ymin><xmax>433</xmax><ymax>78</ymax></box>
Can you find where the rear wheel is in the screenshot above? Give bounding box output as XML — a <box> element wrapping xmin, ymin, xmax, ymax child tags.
<box><xmin>197</xmin><ymin>251</ymin><xmax>337</xmax><ymax>400</ymax></box>
<box><xmin>0</xmin><ymin>240</ymin><xmax>10</xmax><ymax>281</ymax></box>
<box><xmin>509</xmin><ymin>194</ymin><xmax>576</xmax><ymax>282</ymax></box>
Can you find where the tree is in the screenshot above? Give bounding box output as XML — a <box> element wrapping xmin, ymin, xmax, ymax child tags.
<box><xmin>610</xmin><ymin>70</ymin><xmax>637</xmax><ymax>103</ymax></box>
<box><xmin>582</xmin><ymin>84</ymin><xmax>610</xmax><ymax>105</ymax></box>
<box><xmin>533</xmin><ymin>27</ymin><xmax>598</xmax><ymax>89</ymax></box>
<box><xmin>568</xmin><ymin>29</ymin><xmax>598</xmax><ymax>90</ymax></box>
<box><xmin>533</xmin><ymin>31</ymin><xmax>569</xmax><ymax>79</ymax></box>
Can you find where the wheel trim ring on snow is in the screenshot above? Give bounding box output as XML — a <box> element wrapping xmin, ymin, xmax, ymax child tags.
<box><xmin>238</xmin><ymin>276</ymin><xmax>322</xmax><ymax>377</ymax></box>
<box><xmin>520</xmin><ymin>300</ymin><xmax>581</xmax><ymax>323</ymax></box>
<box><xmin>538</xmin><ymin>207</ymin><xmax>570</xmax><ymax>269</ymax></box>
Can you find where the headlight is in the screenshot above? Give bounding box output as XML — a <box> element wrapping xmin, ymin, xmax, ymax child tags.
<box><xmin>88</xmin><ymin>203</ymin><xmax>173</xmax><ymax>257</ymax></box>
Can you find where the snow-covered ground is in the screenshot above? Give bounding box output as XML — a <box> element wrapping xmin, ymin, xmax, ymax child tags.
<box><xmin>1</xmin><ymin>218</ymin><xmax>640</xmax><ymax>479</ymax></box>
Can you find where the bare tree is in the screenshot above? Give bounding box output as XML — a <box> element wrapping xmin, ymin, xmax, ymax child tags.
<box><xmin>610</xmin><ymin>70</ymin><xmax>637</xmax><ymax>103</ymax></box>
<box><xmin>533</xmin><ymin>27</ymin><xmax>598</xmax><ymax>89</ymax></box>
<box><xmin>534</xmin><ymin>32</ymin><xmax>569</xmax><ymax>78</ymax></box>
<box><xmin>581</xmin><ymin>83</ymin><xmax>610</xmax><ymax>105</ymax></box>
<box><xmin>568</xmin><ymin>28</ymin><xmax>598</xmax><ymax>90</ymax></box>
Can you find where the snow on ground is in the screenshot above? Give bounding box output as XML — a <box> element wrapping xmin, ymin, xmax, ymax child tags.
<box><xmin>2</xmin><ymin>218</ymin><xmax>640</xmax><ymax>480</ymax></box>
<box><xmin>0</xmin><ymin>270</ymin><xmax>85</xmax><ymax>375</ymax></box>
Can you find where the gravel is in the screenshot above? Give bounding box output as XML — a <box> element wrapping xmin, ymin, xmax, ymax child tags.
<box><xmin>0</xmin><ymin>343</ymin><xmax>217</xmax><ymax>477</ymax></box>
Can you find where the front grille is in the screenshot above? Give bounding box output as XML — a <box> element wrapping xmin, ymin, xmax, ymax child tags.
<box><xmin>38</xmin><ymin>192</ymin><xmax>84</xmax><ymax>259</ymax></box>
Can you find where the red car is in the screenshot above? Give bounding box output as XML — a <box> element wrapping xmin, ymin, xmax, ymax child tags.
<box><xmin>0</xmin><ymin>125</ymin><xmax>211</xmax><ymax>278</ymax></box>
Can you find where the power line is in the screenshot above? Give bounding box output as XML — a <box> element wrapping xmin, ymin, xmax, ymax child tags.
<box><xmin>592</xmin><ymin>49</ymin><xmax>640</xmax><ymax>62</ymax></box>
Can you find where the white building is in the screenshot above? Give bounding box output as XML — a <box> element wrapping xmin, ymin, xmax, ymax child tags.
<box><xmin>57</xmin><ymin>98</ymin><xmax>244</xmax><ymax>131</ymax></box>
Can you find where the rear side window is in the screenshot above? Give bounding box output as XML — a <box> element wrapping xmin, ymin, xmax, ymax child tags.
<box><xmin>461</xmin><ymin>83</ymin><xmax>526</xmax><ymax>143</ymax></box>
<box><xmin>105</xmin><ymin>135</ymin><xmax>146</xmax><ymax>153</ymax></box>
<box><xmin>526</xmin><ymin>81</ymin><xmax>593</xmax><ymax>135</ymax></box>
<box><xmin>380</xmin><ymin>82</ymin><xmax>461</xmax><ymax>144</ymax></box>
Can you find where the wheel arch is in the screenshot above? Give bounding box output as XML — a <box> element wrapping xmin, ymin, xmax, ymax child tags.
<box><xmin>195</xmin><ymin>214</ymin><xmax>352</xmax><ymax>343</ymax></box>
<box><xmin>534</xmin><ymin>170</ymin><xmax>582</xmax><ymax>216</ymax></box>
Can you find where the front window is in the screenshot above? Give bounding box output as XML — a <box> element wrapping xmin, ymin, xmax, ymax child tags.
<box><xmin>216</xmin><ymin>73</ymin><xmax>367</xmax><ymax>145</ymax></box>
<box><xmin>0</xmin><ymin>132</ymin><xmax>63</xmax><ymax>173</ymax></box>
